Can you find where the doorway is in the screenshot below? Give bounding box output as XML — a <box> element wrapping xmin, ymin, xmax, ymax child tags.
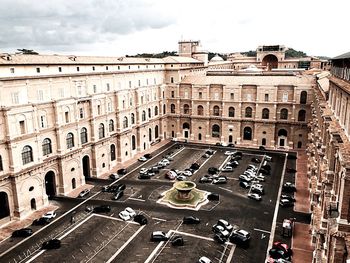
<box><xmin>0</xmin><ymin>192</ymin><xmax>10</xmax><ymax>219</ymax></box>
<box><xmin>30</xmin><ymin>198</ymin><xmax>36</xmax><ymax>210</ymax></box>
<box><xmin>45</xmin><ymin>171</ymin><xmax>56</xmax><ymax>197</ymax></box>
<box><xmin>82</xmin><ymin>155</ymin><xmax>90</xmax><ymax>178</ymax></box>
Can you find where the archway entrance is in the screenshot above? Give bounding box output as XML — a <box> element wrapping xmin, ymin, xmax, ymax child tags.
<box><xmin>198</xmin><ymin>133</ymin><xmax>202</xmax><ymax>141</ymax></box>
<box><xmin>243</xmin><ymin>127</ymin><xmax>252</xmax><ymax>140</ymax></box>
<box><xmin>0</xmin><ymin>192</ymin><xmax>10</xmax><ymax>219</ymax></box>
<box><xmin>72</xmin><ymin>178</ymin><xmax>76</xmax><ymax>189</ymax></box>
<box><xmin>262</xmin><ymin>54</ymin><xmax>278</xmax><ymax>70</ymax></box>
<box><xmin>45</xmin><ymin>171</ymin><xmax>56</xmax><ymax>198</ymax></box>
<box><xmin>278</xmin><ymin>129</ymin><xmax>288</xmax><ymax>147</ymax></box>
<box><xmin>229</xmin><ymin>135</ymin><xmax>233</xmax><ymax>143</ymax></box>
<box><xmin>262</xmin><ymin>138</ymin><xmax>267</xmax><ymax>146</ymax></box>
<box><xmin>82</xmin><ymin>156</ymin><xmax>90</xmax><ymax>178</ymax></box>
<box><xmin>30</xmin><ymin>198</ymin><xmax>36</xmax><ymax>210</ymax></box>
<box><xmin>183</xmin><ymin>123</ymin><xmax>190</xmax><ymax>139</ymax></box>
<box><xmin>298</xmin><ymin>141</ymin><xmax>302</xmax><ymax>148</ymax></box>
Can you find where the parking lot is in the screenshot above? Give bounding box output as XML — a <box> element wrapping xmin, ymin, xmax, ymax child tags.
<box><xmin>0</xmin><ymin>142</ymin><xmax>308</xmax><ymax>263</ymax></box>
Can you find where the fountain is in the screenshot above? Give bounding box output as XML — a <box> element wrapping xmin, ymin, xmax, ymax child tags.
<box><xmin>157</xmin><ymin>181</ymin><xmax>209</xmax><ymax>210</ymax></box>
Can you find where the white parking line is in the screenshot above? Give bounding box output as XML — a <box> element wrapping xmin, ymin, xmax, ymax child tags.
<box><xmin>106</xmin><ymin>224</ymin><xmax>146</xmax><ymax>263</ymax></box>
<box><xmin>218</xmin><ymin>187</ymin><xmax>233</xmax><ymax>193</ymax></box>
<box><xmin>152</xmin><ymin>217</ymin><xmax>167</xmax><ymax>222</ymax></box>
<box><xmin>129</xmin><ymin>197</ymin><xmax>146</xmax><ymax>202</ymax></box>
<box><xmin>226</xmin><ymin>244</ymin><xmax>236</xmax><ymax>263</ymax></box>
<box><xmin>253</xmin><ymin>228</ymin><xmax>271</xmax><ymax>234</ymax></box>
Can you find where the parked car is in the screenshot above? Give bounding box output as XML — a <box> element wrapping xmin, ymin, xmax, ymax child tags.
<box><xmin>221</xmin><ymin>166</ymin><xmax>233</xmax><ymax>172</ymax></box>
<box><xmin>212</xmin><ymin>224</ymin><xmax>230</xmax><ymax>238</ymax></box>
<box><xmin>207</xmin><ymin>193</ymin><xmax>220</xmax><ymax>201</ymax></box>
<box><xmin>230</xmin><ymin>229</ymin><xmax>251</xmax><ymax>247</ymax></box>
<box><xmin>93</xmin><ymin>205</ymin><xmax>111</xmax><ymax>213</ymax></box>
<box><xmin>202</xmin><ymin>153</ymin><xmax>210</xmax><ymax>158</ymax></box>
<box><xmin>224</xmin><ymin>151</ymin><xmax>236</xmax><ymax>156</ymax></box>
<box><xmin>214</xmin><ymin>233</ymin><xmax>227</xmax><ymax>244</ymax></box>
<box><xmin>151</xmin><ymin>231</ymin><xmax>168</xmax><ymax>241</ymax></box>
<box><xmin>206</xmin><ymin>150</ymin><xmax>215</xmax><ymax>155</ymax></box>
<box><xmin>165</xmin><ymin>171</ymin><xmax>177</xmax><ymax>180</ymax></box>
<box><xmin>217</xmin><ymin>219</ymin><xmax>233</xmax><ymax>232</ymax></box>
<box><xmin>227</xmin><ymin>143</ymin><xmax>235</xmax><ymax>147</ymax></box>
<box><xmin>190</xmin><ymin>163</ymin><xmax>200</xmax><ymax>170</ymax></box>
<box><xmin>208</xmin><ymin>167</ymin><xmax>218</xmax><ymax>175</ymax></box>
<box><xmin>101</xmin><ymin>185</ymin><xmax>110</xmax><ymax>192</ymax></box>
<box><xmin>251</xmin><ymin>157</ymin><xmax>261</xmax><ymax>163</ymax></box>
<box><xmin>239</xmin><ymin>174</ymin><xmax>253</xmax><ymax>182</ymax></box>
<box><xmin>78</xmin><ymin>188</ymin><xmax>90</xmax><ymax>198</ymax></box>
<box><xmin>138</xmin><ymin>173</ymin><xmax>152</xmax><ymax>179</ymax></box>
<box><xmin>183</xmin><ymin>169</ymin><xmax>193</xmax><ymax>176</ymax></box>
<box><xmin>280</xmin><ymin>199</ymin><xmax>294</xmax><ymax>207</ymax></box>
<box><xmin>264</xmin><ymin>155</ymin><xmax>272</xmax><ymax>161</ymax></box>
<box><xmin>229</xmin><ymin>160</ymin><xmax>239</xmax><ymax>167</ymax></box>
<box><xmin>282</xmin><ymin>182</ymin><xmax>296</xmax><ymax>192</ymax></box>
<box><xmin>12</xmin><ymin>228</ymin><xmax>33</xmax><ymax>238</ymax></box>
<box><xmin>269</xmin><ymin>241</ymin><xmax>293</xmax><ymax>261</ymax></box>
<box><xmin>212</xmin><ymin>177</ymin><xmax>227</xmax><ymax>184</ymax></box>
<box><xmin>176</xmin><ymin>175</ymin><xmax>187</xmax><ymax>181</ymax></box>
<box><xmin>117</xmin><ymin>168</ymin><xmax>128</xmax><ymax>175</ymax></box>
<box><xmin>134</xmin><ymin>214</ymin><xmax>148</xmax><ymax>225</ymax></box>
<box><xmin>112</xmin><ymin>190</ymin><xmax>124</xmax><ymax>200</ymax></box>
<box><xmin>183</xmin><ymin>216</ymin><xmax>200</xmax><ymax>224</ymax></box>
<box><xmin>247</xmin><ymin>193</ymin><xmax>262</xmax><ymax>201</ymax></box>
<box><xmin>42</xmin><ymin>211</ymin><xmax>56</xmax><ymax>219</ymax></box>
<box><xmin>239</xmin><ymin>181</ymin><xmax>250</xmax><ymax>189</ymax></box>
<box><xmin>262</xmin><ymin>164</ymin><xmax>271</xmax><ymax>171</ymax></box>
<box><xmin>259</xmin><ymin>145</ymin><xmax>266</xmax><ymax>150</ymax></box>
<box><xmin>115</xmin><ymin>183</ymin><xmax>126</xmax><ymax>191</ymax></box>
<box><xmin>199</xmin><ymin>176</ymin><xmax>213</xmax><ymax>183</ymax></box>
<box><xmin>143</xmin><ymin>153</ymin><xmax>152</xmax><ymax>159</ymax></box>
<box><xmin>251</xmin><ymin>184</ymin><xmax>264</xmax><ymax>195</ymax></box>
<box><xmin>260</xmin><ymin>168</ymin><xmax>270</xmax><ymax>175</ymax></box>
<box><xmin>253</xmin><ymin>174</ymin><xmax>265</xmax><ymax>182</ymax></box>
<box><xmin>42</xmin><ymin>239</ymin><xmax>61</xmax><ymax>249</ymax></box>
<box><xmin>280</xmin><ymin>194</ymin><xmax>296</xmax><ymax>202</ymax></box>
<box><xmin>119</xmin><ymin>210</ymin><xmax>131</xmax><ymax>221</ymax></box>
<box><xmin>32</xmin><ymin>217</ymin><xmax>51</xmax><ymax>226</ymax></box>
<box><xmin>199</xmin><ymin>256</ymin><xmax>212</xmax><ymax>263</ymax></box>
<box><xmin>125</xmin><ymin>207</ymin><xmax>136</xmax><ymax>217</ymax></box>
<box><xmin>138</xmin><ymin>156</ymin><xmax>148</xmax><ymax>162</ymax></box>
<box><xmin>171</xmin><ymin>235</ymin><xmax>184</xmax><ymax>246</ymax></box>
<box><xmin>247</xmin><ymin>164</ymin><xmax>258</xmax><ymax>171</ymax></box>
<box><xmin>109</xmin><ymin>173</ymin><xmax>120</xmax><ymax>180</ymax></box>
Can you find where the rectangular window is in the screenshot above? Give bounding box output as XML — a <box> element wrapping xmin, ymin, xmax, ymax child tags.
<box><xmin>171</xmin><ymin>91</ymin><xmax>175</xmax><ymax>98</ymax></box>
<box><xmin>106</xmin><ymin>83</ymin><xmax>110</xmax><ymax>91</ymax></box>
<box><xmin>129</xmin><ymin>81</ymin><xmax>132</xmax><ymax>88</ymax></box>
<box><xmin>214</xmin><ymin>92</ymin><xmax>219</xmax><ymax>100</ymax></box>
<box><xmin>37</xmin><ymin>90</ymin><xmax>44</xmax><ymax>101</ymax></box>
<box><xmin>77</xmin><ymin>66</ymin><xmax>80</xmax><ymax>72</ymax></box>
<box><xmin>40</xmin><ymin>116</ymin><xmax>46</xmax><ymax>128</ymax></box>
<box><xmin>118</xmin><ymin>66</ymin><xmax>120</xmax><ymax>70</ymax></box>
<box><xmin>146</xmin><ymin>79</ymin><xmax>149</xmax><ymax>85</ymax></box>
<box><xmin>141</xmin><ymin>96</ymin><xmax>144</xmax><ymax>104</ymax></box>
<box><xmin>58</xmin><ymin>67</ymin><xmax>62</xmax><ymax>72</ymax></box>
<box><xmin>199</xmin><ymin>92</ymin><xmax>202</xmax><ymax>99</ymax></box>
<box><xmin>36</xmin><ymin>67</ymin><xmax>40</xmax><ymax>73</ymax></box>
<box><xmin>79</xmin><ymin>108</ymin><xmax>84</xmax><ymax>118</ymax></box>
<box><xmin>283</xmin><ymin>92</ymin><xmax>288</xmax><ymax>102</ymax></box>
<box><xmin>77</xmin><ymin>85</ymin><xmax>82</xmax><ymax>96</ymax></box>
<box><xmin>230</xmin><ymin>93</ymin><xmax>234</xmax><ymax>100</ymax></box>
<box><xmin>97</xmin><ymin>105</ymin><xmax>101</xmax><ymax>115</ymax></box>
<box><xmin>154</xmin><ymin>78</ymin><xmax>156</xmax><ymax>84</ymax></box>
<box><xmin>108</xmin><ymin>102</ymin><xmax>112</xmax><ymax>112</ymax></box>
<box><xmin>170</xmin><ymin>77</ymin><xmax>174</xmax><ymax>83</ymax></box>
<box><xmin>59</xmin><ymin>88</ymin><xmax>64</xmax><ymax>98</ymax></box>
<box><xmin>10</xmin><ymin>67</ymin><xmax>15</xmax><ymax>74</ymax></box>
<box><xmin>106</xmin><ymin>66</ymin><xmax>109</xmax><ymax>70</ymax></box>
<box><xmin>65</xmin><ymin>112</ymin><xmax>69</xmax><ymax>123</ymax></box>
<box><xmin>138</xmin><ymin>80</ymin><xmax>141</xmax><ymax>87</ymax></box>
<box><xmin>92</xmin><ymin>66</ymin><xmax>95</xmax><ymax>71</ymax></box>
<box><xmin>19</xmin><ymin>121</ymin><xmax>25</xmax><ymax>134</ymax></box>
<box><xmin>11</xmin><ymin>92</ymin><xmax>19</xmax><ymax>104</ymax></box>
<box><xmin>265</xmin><ymin>94</ymin><xmax>269</xmax><ymax>102</ymax></box>
<box><xmin>93</xmin><ymin>85</ymin><xmax>97</xmax><ymax>93</ymax></box>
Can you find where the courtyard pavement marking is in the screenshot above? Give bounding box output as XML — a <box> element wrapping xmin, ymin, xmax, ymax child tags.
<box><xmin>226</xmin><ymin>244</ymin><xmax>236</xmax><ymax>263</ymax></box>
<box><xmin>253</xmin><ymin>228</ymin><xmax>271</xmax><ymax>234</ymax></box>
<box><xmin>106</xmin><ymin>224</ymin><xmax>146</xmax><ymax>263</ymax></box>
<box><xmin>265</xmin><ymin>153</ymin><xmax>288</xmax><ymax>262</ymax></box>
<box><xmin>152</xmin><ymin>217</ymin><xmax>167</xmax><ymax>222</ymax></box>
<box><xmin>218</xmin><ymin>186</ymin><xmax>233</xmax><ymax>193</ymax></box>
<box><xmin>218</xmin><ymin>155</ymin><xmax>232</xmax><ymax>170</ymax></box>
<box><xmin>128</xmin><ymin>197</ymin><xmax>146</xmax><ymax>202</ymax></box>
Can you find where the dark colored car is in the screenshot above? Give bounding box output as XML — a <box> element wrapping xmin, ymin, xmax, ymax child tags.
<box><xmin>199</xmin><ymin>176</ymin><xmax>213</xmax><ymax>183</ymax></box>
<box><xmin>112</xmin><ymin>190</ymin><xmax>124</xmax><ymax>200</ymax></box>
<box><xmin>151</xmin><ymin>231</ymin><xmax>168</xmax><ymax>241</ymax></box>
<box><xmin>286</xmin><ymin>167</ymin><xmax>297</xmax><ymax>173</ymax></box>
<box><xmin>239</xmin><ymin>181</ymin><xmax>250</xmax><ymax>189</ymax></box>
<box><xmin>190</xmin><ymin>163</ymin><xmax>200</xmax><ymax>170</ymax></box>
<box><xmin>282</xmin><ymin>182</ymin><xmax>296</xmax><ymax>192</ymax></box>
<box><xmin>115</xmin><ymin>183</ymin><xmax>126</xmax><ymax>191</ymax></box>
<box><xmin>230</xmin><ymin>229</ymin><xmax>251</xmax><ymax>247</ymax></box>
<box><xmin>260</xmin><ymin>168</ymin><xmax>270</xmax><ymax>175</ymax></box>
<box><xmin>229</xmin><ymin>160</ymin><xmax>239</xmax><ymax>168</ymax></box>
<box><xmin>208</xmin><ymin>167</ymin><xmax>218</xmax><ymax>175</ymax></box>
<box><xmin>251</xmin><ymin>157</ymin><xmax>261</xmax><ymax>163</ymax></box>
<box><xmin>144</xmin><ymin>153</ymin><xmax>152</xmax><ymax>159</ymax></box>
<box><xmin>259</xmin><ymin>146</ymin><xmax>266</xmax><ymax>151</ymax></box>
<box><xmin>134</xmin><ymin>214</ymin><xmax>148</xmax><ymax>225</ymax></box>
<box><xmin>215</xmin><ymin>142</ymin><xmax>223</xmax><ymax>146</ymax></box>
<box><xmin>227</xmin><ymin>143</ymin><xmax>235</xmax><ymax>147</ymax></box>
<box><xmin>214</xmin><ymin>233</ymin><xmax>227</xmax><ymax>244</ymax></box>
<box><xmin>206</xmin><ymin>150</ymin><xmax>215</xmax><ymax>155</ymax></box>
<box><xmin>281</xmin><ymin>194</ymin><xmax>296</xmax><ymax>202</ymax></box>
<box><xmin>109</xmin><ymin>173</ymin><xmax>120</xmax><ymax>180</ymax></box>
<box><xmin>183</xmin><ymin>216</ymin><xmax>200</xmax><ymax>224</ymax></box>
<box><xmin>93</xmin><ymin>205</ymin><xmax>111</xmax><ymax>213</ymax></box>
<box><xmin>171</xmin><ymin>235</ymin><xmax>184</xmax><ymax>246</ymax></box>
<box><xmin>234</xmin><ymin>151</ymin><xmax>243</xmax><ymax>157</ymax></box>
<box><xmin>12</xmin><ymin>228</ymin><xmax>33</xmax><ymax>238</ymax></box>
<box><xmin>32</xmin><ymin>217</ymin><xmax>51</xmax><ymax>226</ymax></box>
<box><xmin>42</xmin><ymin>239</ymin><xmax>61</xmax><ymax>249</ymax></box>
<box><xmin>207</xmin><ymin>193</ymin><xmax>220</xmax><ymax>201</ymax></box>
<box><xmin>117</xmin><ymin>168</ymin><xmax>128</xmax><ymax>175</ymax></box>
<box><xmin>138</xmin><ymin>173</ymin><xmax>151</xmax><ymax>179</ymax></box>
<box><xmin>262</xmin><ymin>164</ymin><xmax>271</xmax><ymax>171</ymax></box>
<box><xmin>280</xmin><ymin>199</ymin><xmax>294</xmax><ymax>207</ymax></box>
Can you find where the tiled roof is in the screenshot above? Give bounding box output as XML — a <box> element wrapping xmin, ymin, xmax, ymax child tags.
<box><xmin>162</xmin><ymin>56</ymin><xmax>201</xmax><ymax>63</ymax></box>
<box><xmin>329</xmin><ymin>76</ymin><xmax>350</xmax><ymax>94</ymax></box>
<box><xmin>332</xmin><ymin>52</ymin><xmax>350</xmax><ymax>60</ymax></box>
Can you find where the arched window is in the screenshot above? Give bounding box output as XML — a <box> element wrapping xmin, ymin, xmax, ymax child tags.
<box><xmin>163</xmin><ymin>104</ymin><xmax>166</xmax><ymax>114</ymax></box>
<box><xmin>22</xmin><ymin>146</ymin><xmax>33</xmax><ymax>165</ymax></box>
<box><xmin>42</xmin><ymin>138</ymin><xmax>52</xmax><ymax>155</ymax></box>
<box><xmin>98</xmin><ymin>123</ymin><xmax>105</xmax><ymax>139</ymax></box>
<box><xmin>212</xmin><ymin>124</ymin><xmax>220</xmax><ymax>137</ymax></box>
<box><xmin>66</xmin><ymin>133</ymin><xmax>74</xmax><ymax>148</ymax></box>
<box><xmin>130</xmin><ymin>113</ymin><xmax>135</xmax><ymax>124</ymax></box>
<box><xmin>213</xmin><ymin>106</ymin><xmax>220</xmax><ymax>116</ymax></box>
<box><xmin>142</xmin><ymin>111</ymin><xmax>146</xmax><ymax>121</ymax></box>
<box><xmin>228</xmin><ymin>107</ymin><xmax>235</xmax><ymax>117</ymax></box>
<box><xmin>245</xmin><ymin>107</ymin><xmax>252</xmax><ymax>118</ymax></box>
<box><xmin>278</xmin><ymin>129</ymin><xmax>288</xmax><ymax>137</ymax></box>
<box><xmin>110</xmin><ymin>144</ymin><xmax>116</xmax><ymax>161</ymax></box>
<box><xmin>298</xmin><ymin>110</ymin><xmax>306</xmax><ymax>121</ymax></box>
<box><xmin>183</xmin><ymin>104</ymin><xmax>190</xmax><ymax>114</ymax></box>
<box><xmin>109</xmin><ymin>119</ymin><xmax>114</xmax><ymax>132</ymax></box>
<box><xmin>0</xmin><ymin>155</ymin><xmax>3</xmax><ymax>171</ymax></box>
<box><xmin>155</xmin><ymin>125</ymin><xmax>159</xmax><ymax>138</ymax></box>
<box><xmin>154</xmin><ymin>106</ymin><xmax>158</xmax><ymax>116</ymax></box>
<box><xmin>197</xmin><ymin>105</ymin><xmax>204</xmax><ymax>115</ymax></box>
<box><xmin>80</xmin><ymin>128</ymin><xmax>88</xmax><ymax>144</ymax></box>
<box><xmin>183</xmin><ymin>123</ymin><xmax>190</xmax><ymax>129</ymax></box>
<box><xmin>300</xmin><ymin>91</ymin><xmax>307</xmax><ymax>104</ymax></box>
<box><xmin>262</xmin><ymin>108</ymin><xmax>269</xmax><ymax>119</ymax></box>
<box><xmin>149</xmin><ymin>128</ymin><xmax>152</xmax><ymax>142</ymax></box>
<box><xmin>170</xmin><ymin>104</ymin><xmax>175</xmax><ymax>114</ymax></box>
<box><xmin>123</xmin><ymin>116</ymin><xmax>128</xmax><ymax>129</ymax></box>
<box><xmin>148</xmin><ymin>108</ymin><xmax>151</xmax><ymax>118</ymax></box>
<box><xmin>132</xmin><ymin>135</ymin><xmax>136</xmax><ymax>150</ymax></box>
<box><xmin>280</xmin><ymin>108</ymin><xmax>288</xmax><ymax>120</ymax></box>
<box><xmin>262</xmin><ymin>138</ymin><xmax>266</xmax><ymax>145</ymax></box>
<box><xmin>243</xmin><ymin>127</ymin><xmax>252</xmax><ymax>140</ymax></box>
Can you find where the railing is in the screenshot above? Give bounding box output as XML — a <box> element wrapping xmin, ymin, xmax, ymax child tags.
<box><xmin>331</xmin><ymin>66</ymin><xmax>350</xmax><ymax>82</ymax></box>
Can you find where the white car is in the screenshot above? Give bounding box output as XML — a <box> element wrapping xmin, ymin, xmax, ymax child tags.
<box><xmin>125</xmin><ymin>207</ymin><xmax>136</xmax><ymax>218</ymax></box>
<box><xmin>138</xmin><ymin>156</ymin><xmax>148</xmax><ymax>162</ymax></box>
<box><xmin>253</xmin><ymin>174</ymin><xmax>265</xmax><ymax>182</ymax></box>
<box><xmin>247</xmin><ymin>193</ymin><xmax>262</xmax><ymax>201</ymax></box>
<box><xmin>42</xmin><ymin>211</ymin><xmax>56</xmax><ymax>219</ymax></box>
<box><xmin>264</xmin><ymin>155</ymin><xmax>272</xmax><ymax>161</ymax></box>
<box><xmin>224</xmin><ymin>151</ymin><xmax>236</xmax><ymax>156</ymax></box>
<box><xmin>183</xmin><ymin>170</ymin><xmax>193</xmax><ymax>176</ymax></box>
<box><xmin>161</xmin><ymin>158</ymin><xmax>170</xmax><ymax>165</ymax></box>
<box><xmin>119</xmin><ymin>210</ymin><xmax>131</xmax><ymax>221</ymax></box>
<box><xmin>221</xmin><ymin>166</ymin><xmax>233</xmax><ymax>172</ymax></box>
<box><xmin>199</xmin><ymin>256</ymin><xmax>212</xmax><ymax>263</ymax></box>
<box><xmin>176</xmin><ymin>175</ymin><xmax>187</xmax><ymax>181</ymax></box>
<box><xmin>140</xmin><ymin>168</ymin><xmax>148</xmax><ymax>174</ymax></box>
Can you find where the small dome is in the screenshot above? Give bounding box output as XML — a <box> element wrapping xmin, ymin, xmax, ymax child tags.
<box><xmin>210</xmin><ymin>54</ymin><xmax>224</xmax><ymax>62</ymax></box>
<box><xmin>242</xmin><ymin>64</ymin><xmax>262</xmax><ymax>71</ymax></box>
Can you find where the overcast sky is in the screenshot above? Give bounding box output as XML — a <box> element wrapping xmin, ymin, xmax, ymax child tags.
<box><xmin>0</xmin><ymin>0</ymin><xmax>348</xmax><ymax>57</ymax></box>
